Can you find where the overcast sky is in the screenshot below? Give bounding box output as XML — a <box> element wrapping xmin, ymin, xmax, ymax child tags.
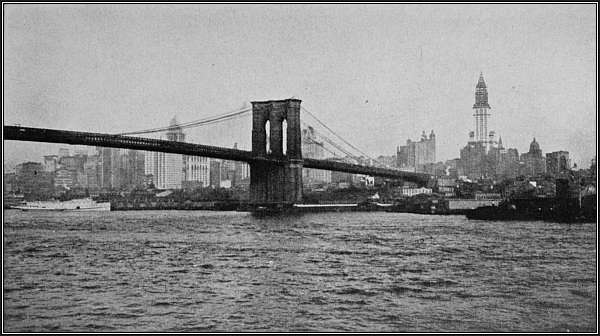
<box><xmin>3</xmin><ymin>4</ymin><xmax>597</xmax><ymax>168</ymax></box>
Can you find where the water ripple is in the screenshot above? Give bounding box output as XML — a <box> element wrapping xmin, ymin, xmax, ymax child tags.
<box><xmin>3</xmin><ymin>210</ymin><xmax>596</xmax><ymax>332</ymax></box>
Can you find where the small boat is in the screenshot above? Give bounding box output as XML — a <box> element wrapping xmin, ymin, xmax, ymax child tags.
<box><xmin>12</xmin><ymin>197</ymin><xmax>111</xmax><ymax>211</ymax></box>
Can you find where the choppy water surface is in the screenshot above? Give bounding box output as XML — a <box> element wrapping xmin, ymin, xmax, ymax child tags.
<box><xmin>3</xmin><ymin>210</ymin><xmax>597</xmax><ymax>332</ymax></box>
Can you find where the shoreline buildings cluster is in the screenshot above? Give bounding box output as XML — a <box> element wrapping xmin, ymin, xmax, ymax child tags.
<box><xmin>460</xmin><ymin>75</ymin><xmax>578</xmax><ymax>182</ymax></box>
<box><xmin>458</xmin><ymin>73</ymin><xmax>553</xmax><ymax>182</ymax></box>
<box><xmin>301</xmin><ymin>73</ymin><xmax>590</xmax><ymax>199</ymax></box>
<box><xmin>4</xmin><ymin>73</ymin><xmax>594</xmax><ymax>202</ymax></box>
<box><xmin>4</xmin><ymin>118</ymin><xmax>251</xmax><ymax>200</ymax></box>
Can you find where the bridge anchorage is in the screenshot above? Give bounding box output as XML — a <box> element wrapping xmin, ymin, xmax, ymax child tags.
<box><xmin>249</xmin><ymin>99</ymin><xmax>303</xmax><ymax>210</ymax></box>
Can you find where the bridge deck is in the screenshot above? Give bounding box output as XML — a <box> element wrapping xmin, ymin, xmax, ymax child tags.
<box><xmin>4</xmin><ymin>126</ymin><xmax>431</xmax><ymax>184</ymax></box>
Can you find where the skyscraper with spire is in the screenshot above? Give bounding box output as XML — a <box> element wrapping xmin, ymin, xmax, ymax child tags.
<box><xmin>473</xmin><ymin>72</ymin><xmax>491</xmax><ymax>146</ymax></box>
<box><xmin>471</xmin><ymin>73</ymin><xmax>501</xmax><ymax>152</ymax></box>
<box><xmin>460</xmin><ymin>73</ymin><xmax>504</xmax><ymax>180</ymax></box>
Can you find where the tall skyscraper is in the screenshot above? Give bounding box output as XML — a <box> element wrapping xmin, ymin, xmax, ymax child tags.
<box><xmin>83</xmin><ymin>155</ymin><xmax>100</xmax><ymax>192</ymax></box>
<box><xmin>120</xmin><ymin>150</ymin><xmax>145</xmax><ymax>189</ymax></box>
<box><xmin>473</xmin><ymin>72</ymin><xmax>492</xmax><ymax>147</ymax></box>
<box><xmin>145</xmin><ymin>117</ymin><xmax>185</xmax><ymax>189</ymax></box>
<box><xmin>396</xmin><ymin>130</ymin><xmax>436</xmax><ymax>173</ymax></box>
<box><xmin>546</xmin><ymin>151</ymin><xmax>570</xmax><ymax>177</ymax></box>
<box><xmin>97</xmin><ymin>147</ymin><xmax>113</xmax><ymax>189</ymax></box>
<box><xmin>460</xmin><ymin>73</ymin><xmax>506</xmax><ymax>180</ymax></box>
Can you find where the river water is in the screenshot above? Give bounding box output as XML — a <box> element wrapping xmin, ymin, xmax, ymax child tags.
<box><xmin>3</xmin><ymin>210</ymin><xmax>597</xmax><ymax>332</ymax></box>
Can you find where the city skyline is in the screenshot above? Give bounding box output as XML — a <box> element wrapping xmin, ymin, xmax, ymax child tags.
<box><xmin>3</xmin><ymin>4</ymin><xmax>597</xmax><ymax>168</ymax></box>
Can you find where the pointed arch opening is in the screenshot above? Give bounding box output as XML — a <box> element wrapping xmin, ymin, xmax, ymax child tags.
<box><xmin>282</xmin><ymin>119</ymin><xmax>288</xmax><ymax>156</ymax></box>
<box><xmin>265</xmin><ymin>120</ymin><xmax>271</xmax><ymax>154</ymax></box>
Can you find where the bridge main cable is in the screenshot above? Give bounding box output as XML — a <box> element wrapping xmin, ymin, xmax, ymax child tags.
<box><xmin>115</xmin><ymin>106</ymin><xmax>251</xmax><ymax>136</ymax></box>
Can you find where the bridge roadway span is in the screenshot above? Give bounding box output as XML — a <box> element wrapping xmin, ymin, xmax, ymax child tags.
<box><xmin>4</xmin><ymin>126</ymin><xmax>431</xmax><ymax>184</ymax></box>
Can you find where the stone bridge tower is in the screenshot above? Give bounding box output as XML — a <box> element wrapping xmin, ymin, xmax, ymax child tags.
<box><xmin>250</xmin><ymin>99</ymin><xmax>303</xmax><ymax>205</ymax></box>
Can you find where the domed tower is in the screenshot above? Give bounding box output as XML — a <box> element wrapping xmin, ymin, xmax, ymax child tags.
<box><xmin>473</xmin><ymin>73</ymin><xmax>491</xmax><ymax>147</ymax></box>
<box><xmin>528</xmin><ymin>137</ymin><xmax>542</xmax><ymax>156</ymax></box>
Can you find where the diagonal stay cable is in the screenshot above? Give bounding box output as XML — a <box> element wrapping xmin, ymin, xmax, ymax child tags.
<box><xmin>304</xmin><ymin>138</ymin><xmax>340</xmax><ymax>160</ymax></box>
<box><xmin>301</xmin><ymin>106</ymin><xmax>384</xmax><ymax>166</ymax></box>
<box><xmin>301</xmin><ymin>121</ymin><xmax>359</xmax><ymax>160</ymax></box>
<box><xmin>301</xmin><ymin>106</ymin><xmax>372</xmax><ymax>157</ymax></box>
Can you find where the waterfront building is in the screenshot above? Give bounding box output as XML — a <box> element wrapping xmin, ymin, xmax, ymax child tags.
<box><xmin>146</xmin><ymin>151</ymin><xmax>183</xmax><ymax>190</ymax></box>
<box><xmin>109</xmin><ymin>149</ymin><xmax>122</xmax><ymax>189</ymax></box>
<box><xmin>376</xmin><ymin>155</ymin><xmax>397</xmax><ymax>168</ymax></box>
<box><xmin>220</xmin><ymin>159</ymin><xmax>236</xmax><ymax>187</ymax></box>
<box><xmin>301</xmin><ymin>126</ymin><xmax>332</xmax><ymax>187</ymax></box>
<box><xmin>209</xmin><ymin>159</ymin><xmax>222</xmax><ymax>188</ymax></box>
<box><xmin>230</xmin><ymin>143</ymin><xmax>248</xmax><ymax>188</ymax></box>
<box><xmin>144</xmin><ymin>117</ymin><xmax>185</xmax><ymax>190</ymax></box>
<box><xmin>185</xmin><ymin>156</ymin><xmax>210</xmax><ymax>187</ymax></box>
<box><xmin>459</xmin><ymin>133</ymin><xmax>487</xmax><ymax>180</ymax></box>
<box><xmin>234</xmin><ymin>161</ymin><xmax>250</xmax><ymax>188</ymax></box>
<box><xmin>83</xmin><ymin>155</ymin><xmax>100</xmax><ymax>192</ymax></box>
<box><xmin>496</xmin><ymin>147</ymin><xmax>520</xmax><ymax>180</ymax></box>
<box><xmin>113</xmin><ymin>150</ymin><xmax>146</xmax><ymax>190</ymax></box>
<box><xmin>423</xmin><ymin>161</ymin><xmax>446</xmax><ymax>177</ymax></box>
<box><xmin>15</xmin><ymin>162</ymin><xmax>54</xmax><ymax>198</ymax></box>
<box><xmin>328</xmin><ymin>156</ymin><xmax>360</xmax><ymax>187</ymax></box>
<box><xmin>59</xmin><ymin>155</ymin><xmax>85</xmax><ymax>173</ymax></box>
<box><xmin>444</xmin><ymin>158</ymin><xmax>460</xmax><ymax>179</ymax></box>
<box><xmin>474</xmin><ymin>192</ymin><xmax>502</xmax><ymax>200</ymax></box>
<box><xmin>396</xmin><ymin>130</ymin><xmax>436</xmax><ymax>172</ymax></box>
<box><xmin>43</xmin><ymin>155</ymin><xmax>59</xmax><ymax>172</ymax></box>
<box><xmin>436</xmin><ymin>176</ymin><xmax>457</xmax><ymax>197</ymax></box>
<box><xmin>130</xmin><ymin>150</ymin><xmax>146</xmax><ymax>188</ymax></box>
<box><xmin>400</xmin><ymin>186</ymin><xmax>433</xmax><ymax>197</ymax></box>
<box><xmin>54</xmin><ymin>168</ymin><xmax>75</xmax><ymax>190</ymax></box>
<box><xmin>97</xmin><ymin>147</ymin><xmax>113</xmax><ymax>190</ymax></box>
<box><xmin>546</xmin><ymin>151</ymin><xmax>570</xmax><ymax>177</ymax></box>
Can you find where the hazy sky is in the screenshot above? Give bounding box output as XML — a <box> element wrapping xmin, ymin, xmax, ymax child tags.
<box><xmin>3</xmin><ymin>4</ymin><xmax>597</xmax><ymax>168</ymax></box>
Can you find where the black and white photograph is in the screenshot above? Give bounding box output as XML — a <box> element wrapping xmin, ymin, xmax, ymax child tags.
<box><xmin>2</xmin><ymin>2</ymin><xmax>597</xmax><ymax>333</ymax></box>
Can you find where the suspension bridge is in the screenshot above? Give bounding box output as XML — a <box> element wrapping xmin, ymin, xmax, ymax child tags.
<box><xmin>4</xmin><ymin>98</ymin><xmax>432</xmax><ymax>208</ymax></box>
